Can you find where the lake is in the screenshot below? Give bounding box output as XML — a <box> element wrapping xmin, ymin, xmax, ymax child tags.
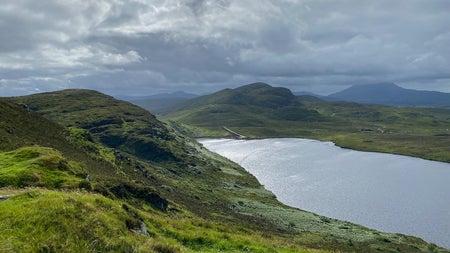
<box><xmin>199</xmin><ymin>138</ymin><xmax>450</xmax><ymax>248</ymax></box>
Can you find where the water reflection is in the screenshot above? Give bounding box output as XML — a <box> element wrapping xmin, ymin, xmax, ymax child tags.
<box><xmin>200</xmin><ymin>138</ymin><xmax>450</xmax><ymax>248</ymax></box>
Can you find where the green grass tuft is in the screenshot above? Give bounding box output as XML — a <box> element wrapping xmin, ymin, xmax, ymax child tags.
<box><xmin>0</xmin><ymin>146</ymin><xmax>86</xmax><ymax>189</ymax></box>
<box><xmin>0</xmin><ymin>189</ymin><xmax>332</xmax><ymax>253</ymax></box>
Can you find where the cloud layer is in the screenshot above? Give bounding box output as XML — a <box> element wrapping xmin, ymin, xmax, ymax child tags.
<box><xmin>1</xmin><ymin>0</ymin><xmax>449</xmax><ymax>96</ymax></box>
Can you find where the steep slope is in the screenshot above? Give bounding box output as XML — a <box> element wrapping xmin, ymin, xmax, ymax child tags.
<box><xmin>2</xmin><ymin>91</ymin><xmax>447</xmax><ymax>252</ymax></box>
<box><xmin>0</xmin><ymin>99</ymin><xmax>118</xmax><ymax>180</ymax></box>
<box><xmin>12</xmin><ymin>89</ymin><xmax>177</xmax><ymax>162</ymax></box>
<box><xmin>328</xmin><ymin>82</ymin><xmax>450</xmax><ymax>108</ymax></box>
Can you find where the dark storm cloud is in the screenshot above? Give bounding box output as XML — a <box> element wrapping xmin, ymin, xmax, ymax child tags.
<box><xmin>0</xmin><ymin>0</ymin><xmax>449</xmax><ymax>96</ymax></box>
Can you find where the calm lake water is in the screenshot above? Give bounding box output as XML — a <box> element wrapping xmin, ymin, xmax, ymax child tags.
<box><xmin>199</xmin><ymin>138</ymin><xmax>450</xmax><ymax>248</ymax></box>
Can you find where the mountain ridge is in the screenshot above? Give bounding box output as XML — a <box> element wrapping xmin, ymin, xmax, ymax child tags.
<box><xmin>327</xmin><ymin>82</ymin><xmax>450</xmax><ymax>107</ymax></box>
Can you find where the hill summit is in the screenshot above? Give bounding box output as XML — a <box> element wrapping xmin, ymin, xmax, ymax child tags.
<box><xmin>161</xmin><ymin>83</ymin><xmax>322</xmax><ymax>136</ymax></box>
<box><xmin>204</xmin><ymin>82</ymin><xmax>298</xmax><ymax>108</ymax></box>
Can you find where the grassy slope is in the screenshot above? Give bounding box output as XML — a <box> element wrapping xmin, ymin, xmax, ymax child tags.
<box><xmin>1</xmin><ymin>92</ymin><xmax>447</xmax><ymax>252</ymax></box>
<box><xmin>162</xmin><ymin>84</ymin><xmax>450</xmax><ymax>163</ymax></box>
<box><xmin>0</xmin><ymin>146</ymin><xmax>85</xmax><ymax>189</ymax></box>
<box><xmin>1</xmin><ymin>188</ymin><xmax>324</xmax><ymax>253</ymax></box>
<box><xmin>300</xmin><ymin>99</ymin><xmax>450</xmax><ymax>162</ymax></box>
<box><xmin>0</xmin><ymin>144</ymin><xmax>321</xmax><ymax>253</ymax></box>
<box><xmin>0</xmin><ymin>98</ymin><xmax>323</xmax><ymax>253</ymax></box>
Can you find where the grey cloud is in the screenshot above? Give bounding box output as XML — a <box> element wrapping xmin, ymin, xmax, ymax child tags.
<box><xmin>0</xmin><ymin>0</ymin><xmax>449</xmax><ymax>96</ymax></box>
<box><xmin>258</xmin><ymin>20</ymin><xmax>298</xmax><ymax>54</ymax></box>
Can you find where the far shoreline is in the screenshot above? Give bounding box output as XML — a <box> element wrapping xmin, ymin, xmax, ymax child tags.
<box><xmin>197</xmin><ymin>136</ymin><xmax>450</xmax><ymax>164</ymax></box>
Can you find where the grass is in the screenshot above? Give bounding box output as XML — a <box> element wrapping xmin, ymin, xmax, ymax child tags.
<box><xmin>0</xmin><ymin>146</ymin><xmax>86</xmax><ymax>189</ymax></box>
<box><xmin>0</xmin><ymin>188</ymin><xmax>333</xmax><ymax>253</ymax></box>
<box><xmin>0</xmin><ymin>189</ymin><xmax>137</xmax><ymax>252</ymax></box>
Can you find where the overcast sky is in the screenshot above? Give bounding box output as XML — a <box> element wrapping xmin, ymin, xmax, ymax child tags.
<box><xmin>1</xmin><ymin>0</ymin><xmax>450</xmax><ymax>96</ymax></box>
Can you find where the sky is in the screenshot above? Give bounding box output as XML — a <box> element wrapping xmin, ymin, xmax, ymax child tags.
<box><xmin>1</xmin><ymin>0</ymin><xmax>450</xmax><ymax>97</ymax></box>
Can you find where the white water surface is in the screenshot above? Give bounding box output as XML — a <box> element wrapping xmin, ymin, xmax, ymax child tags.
<box><xmin>199</xmin><ymin>138</ymin><xmax>450</xmax><ymax>248</ymax></box>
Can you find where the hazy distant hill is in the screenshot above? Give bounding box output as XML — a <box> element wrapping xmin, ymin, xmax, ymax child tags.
<box><xmin>129</xmin><ymin>91</ymin><xmax>198</xmax><ymax>114</ymax></box>
<box><xmin>293</xmin><ymin>91</ymin><xmax>327</xmax><ymax>99</ymax></box>
<box><xmin>327</xmin><ymin>82</ymin><xmax>450</xmax><ymax>108</ymax></box>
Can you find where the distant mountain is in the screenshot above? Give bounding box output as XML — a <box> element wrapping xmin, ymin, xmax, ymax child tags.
<box><xmin>116</xmin><ymin>91</ymin><xmax>198</xmax><ymax>101</ymax></box>
<box><xmin>129</xmin><ymin>91</ymin><xmax>199</xmax><ymax>114</ymax></box>
<box><xmin>327</xmin><ymin>82</ymin><xmax>450</xmax><ymax>108</ymax></box>
<box><xmin>140</xmin><ymin>91</ymin><xmax>199</xmax><ymax>100</ymax></box>
<box><xmin>293</xmin><ymin>91</ymin><xmax>326</xmax><ymax>99</ymax></box>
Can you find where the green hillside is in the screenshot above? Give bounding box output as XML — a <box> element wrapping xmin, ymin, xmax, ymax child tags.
<box><xmin>161</xmin><ymin>83</ymin><xmax>321</xmax><ymax>121</ymax></box>
<box><xmin>162</xmin><ymin>83</ymin><xmax>450</xmax><ymax>162</ymax></box>
<box><xmin>3</xmin><ymin>187</ymin><xmax>335</xmax><ymax>253</ymax></box>
<box><xmin>0</xmin><ymin>92</ymin><xmax>447</xmax><ymax>252</ymax></box>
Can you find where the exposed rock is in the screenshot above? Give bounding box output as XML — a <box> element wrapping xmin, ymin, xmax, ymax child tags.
<box><xmin>110</xmin><ymin>184</ymin><xmax>168</xmax><ymax>211</ymax></box>
<box><xmin>0</xmin><ymin>195</ymin><xmax>14</xmax><ymax>201</ymax></box>
<box><xmin>139</xmin><ymin>221</ymin><xmax>149</xmax><ymax>236</ymax></box>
